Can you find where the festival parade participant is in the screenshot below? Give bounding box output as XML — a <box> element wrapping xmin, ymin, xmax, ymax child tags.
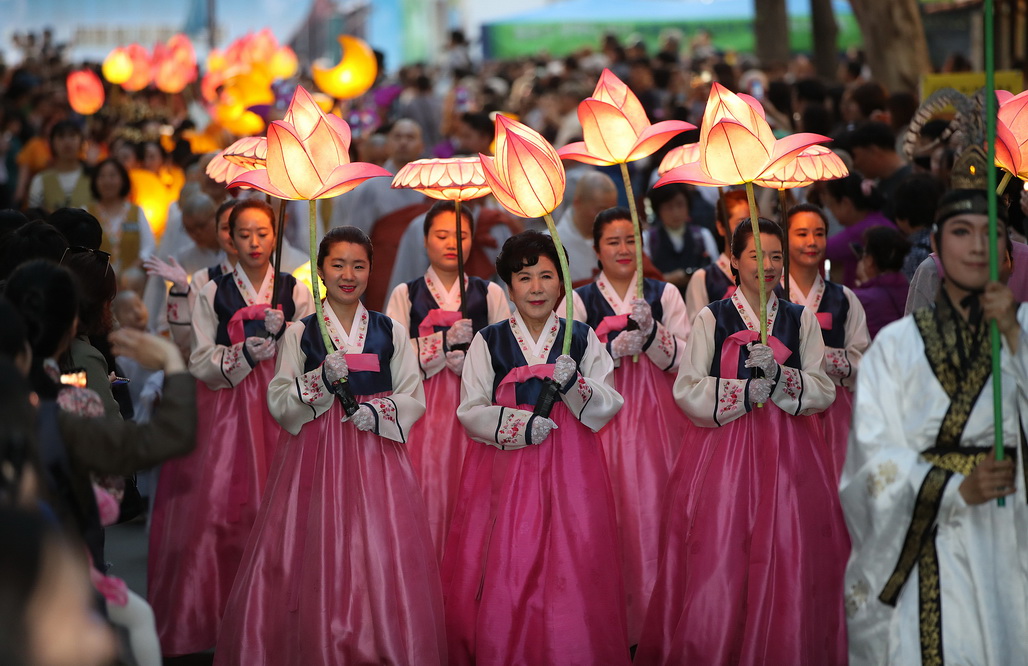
<box><xmin>385</xmin><ymin>200</ymin><xmax>509</xmax><ymax>559</ymax></box>
<box><xmin>443</xmin><ymin>230</ymin><xmax>630</xmax><ymax>665</ymax></box>
<box><xmin>216</xmin><ymin>226</ymin><xmax>446</xmax><ymax>665</ymax></box>
<box><xmin>637</xmin><ymin>218</ymin><xmax>848</xmax><ymax>665</ymax></box>
<box><xmin>841</xmin><ymin>186</ymin><xmax>1028</xmax><ymax>665</ymax></box>
<box><xmin>785</xmin><ymin>203</ymin><xmax>870</xmax><ymax>479</ymax></box>
<box><xmin>148</xmin><ymin>199</ymin><xmax>313</xmax><ymax>656</ymax></box>
<box><xmin>561</xmin><ymin>206</ymin><xmax>690</xmax><ymax>646</ymax></box>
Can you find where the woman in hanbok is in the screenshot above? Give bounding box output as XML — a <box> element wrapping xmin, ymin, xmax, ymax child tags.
<box><xmin>443</xmin><ymin>230</ymin><xmax>629</xmax><ymax>665</ymax></box>
<box><xmin>560</xmin><ymin>206</ymin><xmax>690</xmax><ymax>646</ymax></box>
<box><xmin>385</xmin><ymin>200</ymin><xmax>510</xmax><ymax>559</ymax></box>
<box><xmin>636</xmin><ymin>218</ymin><xmax>848</xmax><ymax>666</ymax></box>
<box><xmin>841</xmin><ymin>188</ymin><xmax>1028</xmax><ymax>665</ymax></box>
<box><xmin>215</xmin><ymin>226</ymin><xmax>446</xmax><ymax>665</ymax></box>
<box><xmin>148</xmin><ymin>199</ymin><xmax>313</xmax><ymax>656</ymax></box>
<box><xmin>785</xmin><ymin>203</ymin><xmax>870</xmax><ymax>480</ymax></box>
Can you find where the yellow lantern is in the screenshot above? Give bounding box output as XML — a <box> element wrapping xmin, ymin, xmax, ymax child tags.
<box><xmin>312</xmin><ymin>35</ymin><xmax>378</xmax><ymax>100</ymax></box>
<box><xmin>102</xmin><ymin>48</ymin><xmax>133</xmax><ymax>85</ymax></box>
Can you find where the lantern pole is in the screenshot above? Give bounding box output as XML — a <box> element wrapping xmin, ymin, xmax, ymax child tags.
<box><xmin>454</xmin><ymin>199</ymin><xmax>468</xmax><ymax>319</ymax></box>
<box><xmin>984</xmin><ymin>0</ymin><xmax>1006</xmax><ymax>507</ymax></box>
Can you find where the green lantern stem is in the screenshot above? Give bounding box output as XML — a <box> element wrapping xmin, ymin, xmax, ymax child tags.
<box><xmin>744</xmin><ymin>182</ymin><xmax>768</xmax><ymax>345</ymax></box>
<box><xmin>308</xmin><ymin>198</ymin><xmax>335</xmax><ymax>352</ymax></box>
<box><xmin>618</xmin><ymin>162</ymin><xmax>645</xmax><ymax>301</ymax></box>
<box><xmin>543</xmin><ymin>212</ymin><xmax>574</xmax><ymax>356</ymax></box>
<box><xmin>984</xmin><ymin>0</ymin><xmax>1005</xmax><ymax>507</ymax></box>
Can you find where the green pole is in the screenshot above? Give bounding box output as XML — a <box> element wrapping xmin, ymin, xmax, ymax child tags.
<box><xmin>543</xmin><ymin>213</ymin><xmax>574</xmax><ymax>355</ymax></box>
<box><xmin>984</xmin><ymin>0</ymin><xmax>1005</xmax><ymax>507</ymax></box>
<box><xmin>309</xmin><ymin>198</ymin><xmax>334</xmax><ymax>352</ymax></box>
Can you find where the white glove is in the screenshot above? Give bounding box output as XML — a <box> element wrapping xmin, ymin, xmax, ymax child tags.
<box><xmin>323</xmin><ymin>350</ymin><xmax>349</xmax><ymax>384</ymax></box>
<box><xmin>445</xmin><ymin>350</ymin><xmax>466</xmax><ymax>375</ymax></box>
<box><xmin>610</xmin><ymin>329</ymin><xmax>644</xmax><ymax>359</ymax></box>
<box><xmin>744</xmin><ymin>342</ymin><xmax>778</xmax><ymax>378</ymax></box>
<box><xmin>264</xmin><ymin>308</ymin><xmax>285</xmax><ymax>336</ymax></box>
<box><xmin>445</xmin><ymin>318</ymin><xmax>473</xmax><ymax>347</ymax></box>
<box><xmin>629</xmin><ymin>298</ymin><xmax>654</xmax><ymax>334</ymax></box>
<box><xmin>530</xmin><ymin>416</ymin><xmax>558</xmax><ymax>445</ymax></box>
<box><xmin>345</xmin><ymin>404</ymin><xmax>375</xmax><ymax>432</ymax></box>
<box><xmin>748</xmin><ymin>377</ymin><xmax>774</xmax><ymax>404</ymax></box>
<box><xmin>552</xmin><ymin>354</ymin><xmax>577</xmax><ymax>385</ymax></box>
<box><xmin>245</xmin><ymin>336</ymin><xmax>276</xmax><ymax>362</ymax></box>
<box><xmin>144</xmin><ymin>255</ymin><xmax>189</xmax><ymax>292</ymax></box>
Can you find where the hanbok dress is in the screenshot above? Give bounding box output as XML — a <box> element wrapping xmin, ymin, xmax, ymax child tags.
<box><xmin>563</xmin><ymin>272</ymin><xmax>691</xmax><ymax>645</ymax></box>
<box><xmin>385</xmin><ymin>268</ymin><xmax>510</xmax><ymax>559</ymax></box>
<box><xmin>214</xmin><ymin>302</ymin><xmax>446</xmax><ymax>666</ymax></box>
<box><xmin>148</xmin><ymin>264</ymin><xmax>313</xmax><ymax>656</ymax></box>
<box><xmin>442</xmin><ymin>311</ymin><xmax>630</xmax><ymax>665</ymax></box>
<box><xmin>636</xmin><ymin>290</ymin><xmax>848</xmax><ymax>666</ymax></box>
<box><xmin>787</xmin><ymin>273</ymin><xmax>869</xmax><ymax>480</ymax></box>
<box><xmin>841</xmin><ymin>294</ymin><xmax>1028</xmax><ymax>665</ymax></box>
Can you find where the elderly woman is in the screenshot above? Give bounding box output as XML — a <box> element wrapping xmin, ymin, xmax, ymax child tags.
<box><xmin>442</xmin><ymin>230</ymin><xmax>629</xmax><ymax>665</ymax></box>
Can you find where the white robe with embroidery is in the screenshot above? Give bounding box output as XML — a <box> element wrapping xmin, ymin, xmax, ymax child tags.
<box><xmin>841</xmin><ymin>307</ymin><xmax>1028</xmax><ymax>665</ymax></box>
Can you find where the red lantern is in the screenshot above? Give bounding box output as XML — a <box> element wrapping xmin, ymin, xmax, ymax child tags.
<box><xmin>67</xmin><ymin>70</ymin><xmax>105</xmax><ymax>115</ymax></box>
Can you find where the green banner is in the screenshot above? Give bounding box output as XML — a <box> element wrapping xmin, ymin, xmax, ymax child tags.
<box><xmin>485</xmin><ymin>14</ymin><xmax>862</xmax><ymax>60</ymax></box>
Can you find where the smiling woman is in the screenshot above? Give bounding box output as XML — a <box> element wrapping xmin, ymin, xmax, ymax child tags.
<box><xmin>215</xmin><ymin>226</ymin><xmax>447</xmax><ymax>665</ymax></box>
<box><xmin>442</xmin><ymin>230</ymin><xmax>629</xmax><ymax>665</ymax></box>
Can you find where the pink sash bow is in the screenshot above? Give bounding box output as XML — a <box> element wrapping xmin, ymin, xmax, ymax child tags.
<box><xmin>227</xmin><ymin>304</ymin><xmax>271</xmax><ymax>344</ymax></box>
<box><xmin>720</xmin><ymin>330</ymin><xmax>792</xmax><ymax>380</ymax></box>
<box><xmin>418</xmin><ymin>309</ymin><xmax>462</xmax><ymax>337</ymax></box>
<box><xmin>496</xmin><ymin>364</ymin><xmax>556</xmax><ymax>408</ymax></box>
<box><xmin>816</xmin><ymin>312</ymin><xmax>833</xmax><ymax>330</ymax></box>
<box><xmin>595</xmin><ymin>314</ymin><xmax>630</xmax><ymax>343</ymax></box>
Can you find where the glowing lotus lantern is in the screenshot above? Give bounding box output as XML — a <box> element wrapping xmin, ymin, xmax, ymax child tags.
<box><xmin>995</xmin><ymin>90</ymin><xmax>1028</xmax><ymax>190</ymax></box>
<box><xmin>269</xmin><ymin>46</ymin><xmax>299</xmax><ymax>80</ymax></box>
<box><xmin>207</xmin><ymin>137</ymin><xmax>267</xmax><ymax>185</ymax></box>
<box><xmin>657</xmin><ymin>82</ymin><xmax>830</xmax><ymax>345</ymax></box>
<box><xmin>392</xmin><ymin>157</ymin><xmax>491</xmax><ymax>202</ymax></box>
<box><xmin>657</xmin><ymin>143</ymin><xmax>701</xmax><ymax>176</ymax></box>
<box><xmin>559</xmin><ymin>69</ymin><xmax>694</xmax><ymax>304</ymax></box>
<box><xmin>392</xmin><ymin>156</ymin><xmax>492</xmax><ymax>317</ymax></box>
<box><xmin>752</xmin><ymin>145</ymin><xmax>848</xmax><ymax>190</ymax></box>
<box><xmin>153</xmin><ymin>34</ymin><xmax>197</xmax><ymax>94</ymax></box>
<box><xmin>312</xmin><ymin>35</ymin><xmax>378</xmax><ymax>100</ymax></box>
<box><xmin>102</xmin><ymin>48</ymin><xmax>133</xmax><ymax>85</ymax></box>
<box><xmin>480</xmin><ymin>115</ymin><xmax>576</xmax><ymax>355</ymax></box>
<box><xmin>67</xmin><ymin>70</ymin><xmax>105</xmax><ymax>115</ymax></box>
<box><xmin>120</xmin><ymin>44</ymin><xmax>152</xmax><ymax>92</ymax></box>
<box><xmin>229</xmin><ymin>85</ymin><xmax>390</xmax><ymax>350</ymax></box>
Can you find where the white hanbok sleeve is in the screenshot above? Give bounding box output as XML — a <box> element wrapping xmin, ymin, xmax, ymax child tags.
<box><xmin>167</xmin><ymin>268</ymin><xmax>207</xmax><ymax>355</ymax></box>
<box><xmin>486</xmin><ymin>282</ymin><xmax>512</xmax><ymax>323</ymax></box>
<box><xmin>673</xmin><ymin>307</ymin><xmax>749</xmax><ymax>427</ymax></box>
<box><xmin>644</xmin><ymin>283</ymin><xmax>690</xmax><ymax>372</ymax></box>
<box><xmin>770</xmin><ymin>307</ymin><xmax>836</xmax><ymax>415</ymax></box>
<box><xmin>457</xmin><ymin>333</ymin><xmax>537</xmax><ymax>450</ymax></box>
<box><xmin>824</xmin><ymin>286</ymin><xmax>870</xmax><ymax>391</ymax></box>
<box><xmin>188</xmin><ymin>282</ymin><xmax>255</xmax><ymax>390</ymax></box>
<box><xmin>559</xmin><ymin>291</ymin><xmax>588</xmax><ymax>323</ymax></box>
<box><xmin>556</xmin><ymin>326</ymin><xmax>624</xmax><ymax>431</ymax></box>
<box><xmin>684</xmin><ymin>267</ymin><xmax>710</xmax><ymax>323</ymax></box>
<box><xmin>386</xmin><ymin>282</ymin><xmax>447</xmax><ymax>379</ymax></box>
<box><xmin>356</xmin><ymin>320</ymin><xmax>426</xmax><ymax>443</ymax></box>
<box><xmin>267</xmin><ymin>321</ymin><xmax>335</xmax><ymax>436</ymax></box>
<box><xmin>699</xmin><ymin>227</ymin><xmax>719</xmax><ymax>263</ymax></box>
<box><xmin>290</xmin><ymin>280</ymin><xmax>315</xmax><ymax>320</ymax></box>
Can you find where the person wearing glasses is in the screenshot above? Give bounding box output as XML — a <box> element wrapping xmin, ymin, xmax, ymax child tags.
<box><xmin>147</xmin><ymin>200</ymin><xmax>314</xmax><ymax>657</ymax></box>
